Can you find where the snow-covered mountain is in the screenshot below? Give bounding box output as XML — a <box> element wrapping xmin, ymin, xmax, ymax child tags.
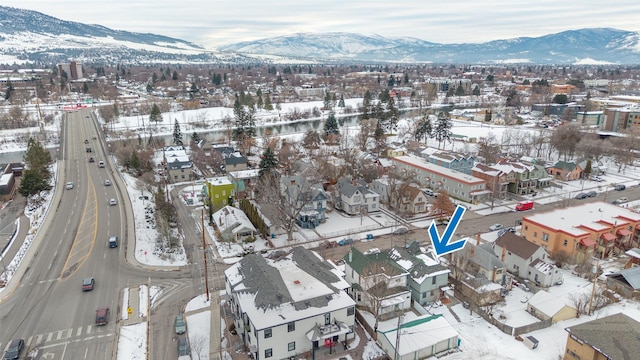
<box><xmin>1</xmin><ymin>5</ymin><xmax>639</xmax><ymax>65</ymax></box>
<box><xmin>220</xmin><ymin>29</ymin><xmax>640</xmax><ymax>64</ymax></box>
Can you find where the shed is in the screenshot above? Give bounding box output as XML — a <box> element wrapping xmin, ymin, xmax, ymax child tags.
<box><xmin>523</xmin><ymin>336</ymin><xmax>539</xmax><ymax>349</ymax></box>
<box><xmin>526</xmin><ymin>290</ymin><xmax>577</xmax><ymax>323</ymax></box>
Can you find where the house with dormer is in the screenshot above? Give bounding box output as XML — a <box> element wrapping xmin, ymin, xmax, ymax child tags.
<box><xmin>491</xmin><ymin>232</ymin><xmax>563</xmax><ymax>287</ymax></box>
<box><xmin>546</xmin><ymin>160</ymin><xmax>582</xmax><ymax>181</ymax></box>
<box><xmin>390</xmin><ymin>184</ymin><xmax>429</xmax><ymax>215</ymax></box>
<box><xmin>342</xmin><ymin>248</ymin><xmax>411</xmax><ymax>321</ymax></box>
<box><xmin>281</xmin><ymin>175</ymin><xmax>328</xmax><ymax>229</ymax></box>
<box><xmin>163</xmin><ymin>145</ymin><xmax>193</xmax><ymax>183</ymax></box>
<box><xmin>225</xmin><ymin>247</ymin><xmax>356</xmax><ymax>360</ymax></box>
<box><xmin>387</xmin><ymin>247</ymin><xmax>450</xmax><ymax>306</ymax></box>
<box><xmin>334</xmin><ymin>178</ymin><xmax>380</xmax><ymax>215</ymax></box>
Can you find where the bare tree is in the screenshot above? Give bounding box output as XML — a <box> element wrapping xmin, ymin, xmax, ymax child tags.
<box><xmin>476</xmin><ymin>133</ymin><xmax>501</xmax><ymax>164</ymax></box>
<box><xmin>190</xmin><ymin>334</ymin><xmax>207</xmax><ymax>360</ymax></box>
<box><xmin>431</xmin><ymin>189</ymin><xmax>455</xmax><ymax>221</ymax></box>
<box><xmin>359</xmin><ymin>261</ymin><xmax>401</xmax><ymax>336</ymax></box>
<box><xmin>357</xmin><ymin>119</ymin><xmax>377</xmax><ymax>152</ymax></box>
<box><xmin>550</xmin><ymin>123</ymin><xmax>582</xmax><ymax>160</ymax></box>
<box><xmin>576</xmin><ymin>136</ymin><xmax>609</xmax><ymax>163</ymax></box>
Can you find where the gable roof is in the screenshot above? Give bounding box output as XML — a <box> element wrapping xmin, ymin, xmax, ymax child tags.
<box><xmin>565</xmin><ymin>313</ymin><xmax>640</xmax><ymax>360</ymax></box>
<box><xmin>528</xmin><ymin>290</ymin><xmax>573</xmax><ymax>316</ymax></box>
<box><xmin>494</xmin><ymin>232</ymin><xmax>541</xmax><ymax>259</ymax></box>
<box><xmin>343</xmin><ymin>248</ymin><xmax>405</xmax><ymax>276</ymax></box>
<box><xmin>606</xmin><ymin>266</ymin><xmax>640</xmax><ymax>290</ymax></box>
<box><xmin>468</xmin><ymin>243</ymin><xmax>507</xmax><ymax>270</ymax></box>
<box><xmin>336</xmin><ymin>177</ymin><xmax>360</xmax><ymax>197</ymax></box>
<box><xmin>380</xmin><ymin>314</ymin><xmax>458</xmax><ymax>356</ymax></box>
<box><xmin>550</xmin><ymin>160</ymin><xmax>578</xmax><ymax>171</ymax></box>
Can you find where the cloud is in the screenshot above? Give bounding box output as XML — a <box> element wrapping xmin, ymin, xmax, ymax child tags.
<box><xmin>5</xmin><ymin>0</ymin><xmax>640</xmax><ymax>49</ymax></box>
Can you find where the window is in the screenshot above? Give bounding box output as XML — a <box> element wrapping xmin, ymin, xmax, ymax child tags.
<box><xmin>533</xmin><ymin>232</ymin><xmax>537</xmax><ymax>238</ymax></box>
<box><xmin>288</xmin><ymin>342</ymin><xmax>295</xmax><ymax>351</ymax></box>
<box><xmin>563</xmin><ymin>239</ymin><xmax>568</xmax><ymax>246</ymax></box>
<box><xmin>542</xmin><ymin>233</ymin><xmax>549</xmax><ymax>241</ymax></box>
<box><xmin>349</xmin><ymin>325</ymin><xmax>354</xmax><ymax>333</ymax></box>
<box><xmin>288</xmin><ymin>322</ymin><xmax>295</xmax><ymax>332</ymax></box>
<box><xmin>347</xmin><ymin>307</ymin><xmax>355</xmax><ymax>316</ymax></box>
<box><xmin>264</xmin><ymin>328</ymin><xmax>272</xmax><ymax>338</ymax></box>
<box><xmin>324</xmin><ymin>313</ymin><xmax>330</xmax><ymax>325</ymax></box>
<box><xmin>422</xmin><ymin>292</ymin><xmax>427</xmax><ymax>298</ymax></box>
<box><xmin>432</xmin><ymin>277</ymin><xmax>437</xmax><ymax>285</ymax></box>
<box><xmin>222</xmin><ymin>190</ymin><xmax>226</xmax><ymax>195</ymax></box>
<box><xmin>265</xmin><ymin>348</ymin><xmax>273</xmax><ymax>358</ymax></box>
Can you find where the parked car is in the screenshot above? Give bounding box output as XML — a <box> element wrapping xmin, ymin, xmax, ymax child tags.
<box><xmin>590</xmin><ymin>175</ymin><xmax>604</xmax><ymax>182</ymax></box>
<box><xmin>498</xmin><ymin>227</ymin><xmax>516</xmax><ymax>237</ymax></box>
<box><xmin>104</xmin><ymin>179</ymin><xmax>111</xmax><ymax>186</ymax></box>
<box><xmin>82</xmin><ymin>277</ymin><xmax>95</xmax><ymax>291</ymax></box>
<box><xmin>575</xmin><ymin>192</ymin><xmax>588</xmax><ymax>199</ymax></box>
<box><xmin>586</xmin><ymin>190</ymin><xmax>598</xmax><ymax>197</ymax></box>
<box><xmin>95</xmin><ymin>307</ymin><xmax>110</xmax><ymax>326</ymax></box>
<box><xmin>364</xmin><ymin>248</ymin><xmax>381</xmax><ymax>255</ymax></box>
<box><xmin>177</xmin><ymin>336</ymin><xmax>190</xmax><ymax>356</ymax></box>
<box><xmin>615</xmin><ymin>184</ymin><xmax>626</xmax><ymax>191</ymax></box>
<box><xmin>515</xmin><ymin>201</ymin><xmax>534</xmax><ymax>211</ymax></box>
<box><xmin>393</xmin><ymin>226</ymin><xmax>409</xmax><ymax>235</ymax></box>
<box><xmin>66</xmin><ymin>181</ymin><xmax>74</xmax><ymax>190</ymax></box>
<box><xmin>175</xmin><ymin>315</ymin><xmax>186</xmax><ymax>334</ymax></box>
<box><xmin>489</xmin><ymin>224</ymin><xmax>504</xmax><ymax>231</ymax></box>
<box><xmin>617</xmin><ymin>197</ymin><xmax>628</xmax><ymax>204</ymax></box>
<box><xmin>3</xmin><ymin>339</ymin><xmax>24</xmax><ymax>360</ymax></box>
<box><xmin>109</xmin><ymin>198</ymin><xmax>117</xmax><ymax>206</ymax></box>
<box><xmin>337</xmin><ymin>238</ymin><xmax>354</xmax><ymax>246</ymax></box>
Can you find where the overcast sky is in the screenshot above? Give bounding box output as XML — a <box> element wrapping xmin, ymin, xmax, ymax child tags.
<box><xmin>6</xmin><ymin>1</ymin><xmax>640</xmax><ymax>49</ymax></box>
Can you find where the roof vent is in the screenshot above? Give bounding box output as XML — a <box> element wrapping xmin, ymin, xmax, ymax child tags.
<box><xmin>294</xmin><ymin>280</ymin><xmax>301</xmax><ymax>285</ymax></box>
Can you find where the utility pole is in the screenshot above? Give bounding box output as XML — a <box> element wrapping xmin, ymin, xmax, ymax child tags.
<box><xmin>394</xmin><ymin>311</ymin><xmax>403</xmax><ymax>360</ymax></box>
<box><xmin>202</xmin><ymin>209</ymin><xmax>210</xmax><ymax>301</ymax></box>
<box><xmin>588</xmin><ymin>260</ymin><xmax>599</xmax><ymax>316</ymax></box>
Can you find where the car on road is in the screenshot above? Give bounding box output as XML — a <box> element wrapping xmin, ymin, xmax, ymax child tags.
<box><xmin>98</xmin><ymin>160</ymin><xmax>105</xmax><ymax>168</ymax></box>
<box><xmin>590</xmin><ymin>175</ymin><xmax>604</xmax><ymax>182</ymax></box>
<box><xmin>104</xmin><ymin>179</ymin><xmax>111</xmax><ymax>186</ymax></box>
<box><xmin>586</xmin><ymin>190</ymin><xmax>597</xmax><ymax>197</ymax></box>
<box><xmin>95</xmin><ymin>307</ymin><xmax>110</xmax><ymax>326</ymax></box>
<box><xmin>175</xmin><ymin>315</ymin><xmax>186</xmax><ymax>334</ymax></box>
<box><xmin>3</xmin><ymin>339</ymin><xmax>24</xmax><ymax>360</ymax></box>
<box><xmin>177</xmin><ymin>336</ymin><xmax>190</xmax><ymax>356</ymax></box>
<box><xmin>489</xmin><ymin>224</ymin><xmax>504</xmax><ymax>231</ymax></box>
<box><xmin>84</xmin><ymin>139</ymin><xmax>89</xmax><ymax>144</ymax></box>
<box><xmin>393</xmin><ymin>226</ymin><xmax>409</xmax><ymax>235</ymax></box>
<box><xmin>66</xmin><ymin>181</ymin><xmax>74</xmax><ymax>190</ymax></box>
<box><xmin>86</xmin><ymin>147</ymin><xmax>92</xmax><ymax>153</ymax></box>
<box><xmin>82</xmin><ymin>277</ymin><xmax>95</xmax><ymax>291</ymax></box>
<box><xmin>615</xmin><ymin>184</ymin><xmax>626</xmax><ymax>191</ymax></box>
<box><xmin>337</xmin><ymin>238</ymin><xmax>354</xmax><ymax>246</ymax></box>
<box><xmin>109</xmin><ymin>198</ymin><xmax>117</xmax><ymax>206</ymax></box>
<box><xmin>88</xmin><ymin>157</ymin><xmax>95</xmax><ymax>163</ymax></box>
<box><xmin>108</xmin><ymin>235</ymin><xmax>119</xmax><ymax>248</ymax></box>
<box><xmin>575</xmin><ymin>192</ymin><xmax>588</xmax><ymax>199</ymax></box>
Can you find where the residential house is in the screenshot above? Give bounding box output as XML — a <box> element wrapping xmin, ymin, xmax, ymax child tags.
<box><xmin>370</xmin><ymin>178</ymin><xmax>390</xmax><ymax>203</ymax></box>
<box><xmin>526</xmin><ymin>290</ymin><xmax>577</xmax><ymax>324</ymax></box>
<box><xmin>391</xmin><ymin>184</ymin><xmax>428</xmax><ymax>215</ymax></box>
<box><xmin>521</xmin><ymin>202</ymin><xmax>640</xmax><ymax>263</ymax></box>
<box><xmin>546</xmin><ymin>160</ymin><xmax>583</xmax><ymax>181</ymax></box>
<box><xmin>281</xmin><ymin>175</ymin><xmax>328</xmax><ymax>229</ymax></box>
<box><xmin>387</xmin><ymin>247</ymin><xmax>450</xmax><ymax>306</ymax></box>
<box><xmin>492</xmin><ymin>232</ymin><xmax>563</xmax><ymax>287</ymax></box>
<box><xmin>453</xmin><ymin>242</ymin><xmax>508</xmax><ymax>285</ymax></box>
<box><xmin>377</xmin><ymin>314</ymin><xmax>459</xmax><ymax>360</ymax></box>
<box><xmin>471</xmin><ymin>163</ymin><xmax>509</xmax><ymax>199</ymax></box>
<box><xmin>334</xmin><ymin>178</ymin><xmax>380</xmax><ymax>215</ymax></box>
<box><xmin>427</xmin><ymin>151</ymin><xmax>475</xmax><ymax>175</ymax></box>
<box><xmin>204</xmin><ymin>176</ymin><xmax>235</xmax><ymax>211</ymax></box>
<box><xmin>212</xmin><ymin>206</ymin><xmax>257</xmax><ymax>243</ymax></box>
<box><xmin>563</xmin><ymin>313</ymin><xmax>640</xmax><ymax>360</ymax></box>
<box><xmin>492</xmin><ymin>159</ymin><xmax>539</xmax><ymax>195</ymax></box>
<box><xmin>605</xmin><ymin>266</ymin><xmax>640</xmax><ymax>298</ymax></box>
<box><xmin>228</xmin><ymin>169</ymin><xmax>260</xmax><ymax>199</ymax></box>
<box><xmin>391</xmin><ymin>155</ymin><xmax>489</xmax><ymax>203</ymax></box>
<box><xmin>342</xmin><ymin>248</ymin><xmax>411</xmax><ymax>322</ymax></box>
<box><xmin>163</xmin><ymin>145</ymin><xmax>193</xmax><ymax>183</ymax></box>
<box><xmin>225</xmin><ymin>247</ymin><xmax>356</xmax><ymax>360</ymax></box>
<box><xmin>211</xmin><ymin>144</ymin><xmax>248</xmax><ymax>173</ymax></box>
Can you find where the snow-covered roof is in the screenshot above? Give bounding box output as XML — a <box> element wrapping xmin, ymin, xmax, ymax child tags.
<box><xmin>224</xmin><ymin>247</ymin><xmax>355</xmax><ymax>330</ymax></box>
<box><xmin>0</xmin><ymin>173</ymin><xmax>12</xmax><ymax>186</ymax></box>
<box><xmin>392</xmin><ymin>155</ymin><xmax>485</xmax><ymax>185</ymax></box>
<box><xmin>523</xmin><ymin>201</ymin><xmax>640</xmax><ymax>237</ymax></box>
<box><xmin>380</xmin><ymin>314</ymin><xmax>458</xmax><ymax>356</ymax></box>
<box><xmin>528</xmin><ymin>290</ymin><xmax>573</xmax><ymax>317</ymax></box>
<box><xmin>212</xmin><ymin>206</ymin><xmax>256</xmax><ymax>235</ymax></box>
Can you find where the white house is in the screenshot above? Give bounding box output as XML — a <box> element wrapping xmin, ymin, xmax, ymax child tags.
<box><xmin>225</xmin><ymin>247</ymin><xmax>356</xmax><ymax>360</ymax></box>
<box><xmin>212</xmin><ymin>205</ymin><xmax>257</xmax><ymax>243</ymax></box>
<box><xmin>492</xmin><ymin>232</ymin><xmax>563</xmax><ymax>287</ymax></box>
<box><xmin>334</xmin><ymin>178</ymin><xmax>380</xmax><ymax>215</ymax></box>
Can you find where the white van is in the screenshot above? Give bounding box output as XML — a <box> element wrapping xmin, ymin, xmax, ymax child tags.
<box><xmin>424</xmin><ymin>189</ymin><xmax>434</xmax><ymax>197</ymax></box>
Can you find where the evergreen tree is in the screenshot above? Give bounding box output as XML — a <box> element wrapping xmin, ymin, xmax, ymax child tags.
<box><xmin>434</xmin><ymin>112</ymin><xmax>452</xmax><ymax>149</ymax></box>
<box><xmin>172</xmin><ymin>70</ymin><xmax>178</xmax><ymax>81</ymax></box>
<box><xmin>338</xmin><ymin>94</ymin><xmax>345</xmax><ymax>107</ymax></box>
<box><xmin>472</xmin><ymin>85</ymin><xmax>481</xmax><ymax>96</ymax></box>
<box><xmin>149</xmin><ymin>104</ymin><xmax>162</xmax><ymax>123</ymax></box>
<box><xmin>455</xmin><ymin>85</ymin><xmax>465</xmax><ymax>96</ymax></box>
<box><xmin>264</xmin><ymin>95</ymin><xmax>273</xmax><ymax>110</ymax></box>
<box><xmin>173</xmin><ymin>119</ymin><xmax>183</xmax><ymax>145</ymax></box>
<box><xmin>5</xmin><ymin>81</ymin><xmax>14</xmax><ymax>100</ymax></box>
<box><xmin>258</xmin><ymin>147</ymin><xmax>278</xmax><ymax>177</ymax></box>
<box><xmin>192</xmin><ymin>132</ymin><xmax>200</xmax><ymax>143</ymax></box>
<box><xmin>323</xmin><ymin>112</ymin><xmax>339</xmax><ymax>136</ymax></box>
<box><xmin>19</xmin><ymin>138</ymin><xmax>53</xmax><ymax>196</ymax></box>
<box><xmin>415</xmin><ymin>115</ymin><xmax>433</xmax><ymax>144</ymax></box>
<box><xmin>323</xmin><ymin>91</ymin><xmax>331</xmax><ymax>110</ymax></box>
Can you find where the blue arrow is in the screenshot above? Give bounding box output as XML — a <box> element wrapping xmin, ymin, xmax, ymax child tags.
<box><xmin>429</xmin><ymin>205</ymin><xmax>468</xmax><ymax>257</ymax></box>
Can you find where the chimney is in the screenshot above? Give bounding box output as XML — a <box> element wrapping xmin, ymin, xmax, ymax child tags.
<box><xmin>476</xmin><ymin>233</ymin><xmax>481</xmax><ymax>245</ymax></box>
<box><xmin>348</xmin><ymin>250</ymin><xmax>352</xmax><ymax>263</ymax></box>
<box><xmin>501</xmin><ymin>246</ymin><xmax>507</xmax><ymax>262</ymax></box>
<box><xmin>470</xmin><ymin>246</ymin><xmax>475</xmax><ymax>257</ymax></box>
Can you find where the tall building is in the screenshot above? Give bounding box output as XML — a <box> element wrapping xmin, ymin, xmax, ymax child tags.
<box><xmin>57</xmin><ymin>61</ymin><xmax>83</xmax><ymax>80</ymax></box>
